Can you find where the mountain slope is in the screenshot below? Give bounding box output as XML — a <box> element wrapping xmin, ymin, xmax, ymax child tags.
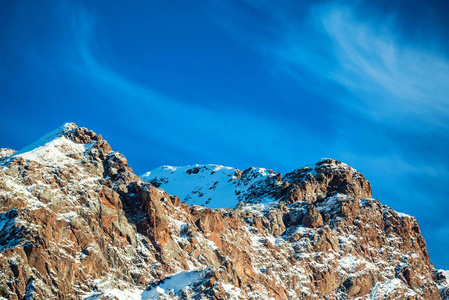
<box><xmin>0</xmin><ymin>123</ymin><xmax>446</xmax><ymax>299</ymax></box>
<box><xmin>141</xmin><ymin>164</ymin><xmax>280</xmax><ymax>209</ymax></box>
<box><xmin>141</xmin><ymin>159</ymin><xmax>372</xmax><ymax>209</ymax></box>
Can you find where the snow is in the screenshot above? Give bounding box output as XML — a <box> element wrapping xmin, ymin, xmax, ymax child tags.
<box><xmin>437</xmin><ymin>269</ymin><xmax>449</xmax><ymax>299</ymax></box>
<box><xmin>443</xmin><ymin>270</ymin><xmax>449</xmax><ymax>279</ymax></box>
<box><xmin>0</xmin><ymin>148</ymin><xmax>16</xmax><ymax>160</ymax></box>
<box><xmin>141</xmin><ymin>164</ymin><xmax>277</xmax><ymax>209</ymax></box>
<box><xmin>142</xmin><ymin>165</ymin><xmax>239</xmax><ymax>208</ymax></box>
<box><xmin>293</xmin><ymin>225</ymin><xmax>311</xmax><ymax>235</ymax></box>
<box><xmin>396</xmin><ymin>212</ymin><xmax>411</xmax><ymax>219</ymax></box>
<box><xmin>338</xmin><ymin>255</ymin><xmax>376</xmax><ymax>275</ymax></box>
<box><xmin>13</xmin><ymin>123</ymin><xmax>76</xmax><ymax>155</ymax></box>
<box><xmin>383</xmin><ymin>207</ymin><xmax>412</xmax><ymax>220</ymax></box>
<box><xmin>221</xmin><ymin>283</ymin><xmax>241</xmax><ymax>298</ymax></box>
<box><xmin>85</xmin><ymin>270</ymin><xmax>206</xmax><ymax>299</ymax></box>
<box><xmin>339</xmin><ymin>255</ymin><xmax>358</xmax><ymax>270</ymax></box>
<box><xmin>316</xmin><ymin>194</ymin><xmax>346</xmax><ymax>212</ymax></box>
<box><xmin>57</xmin><ymin>211</ymin><xmax>78</xmax><ymax>221</ymax></box>
<box><xmin>8</xmin><ymin>122</ymin><xmax>91</xmax><ymax>166</ymax></box>
<box><xmin>367</xmin><ymin>278</ymin><xmax>405</xmax><ymax>299</ymax></box>
<box><xmin>144</xmin><ymin>270</ymin><xmax>205</xmax><ymax>298</ymax></box>
<box><xmin>84</xmin><ymin>287</ymin><xmax>143</xmax><ymax>300</ymax></box>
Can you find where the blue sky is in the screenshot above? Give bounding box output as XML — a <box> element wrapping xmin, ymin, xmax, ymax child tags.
<box><xmin>1</xmin><ymin>0</ymin><xmax>448</xmax><ymax>269</ymax></box>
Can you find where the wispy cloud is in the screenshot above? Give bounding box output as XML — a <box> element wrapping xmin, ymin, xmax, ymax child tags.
<box><xmin>276</xmin><ymin>4</ymin><xmax>449</xmax><ymax>132</ymax></box>
<box><xmin>277</xmin><ymin>2</ymin><xmax>449</xmax><ymax>199</ymax></box>
<box><xmin>36</xmin><ymin>1</ymin><xmax>323</xmax><ymax>169</ymax></box>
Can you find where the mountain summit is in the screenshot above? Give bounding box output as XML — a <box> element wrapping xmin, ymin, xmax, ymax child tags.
<box><xmin>141</xmin><ymin>158</ymin><xmax>372</xmax><ymax>209</ymax></box>
<box><xmin>0</xmin><ymin>123</ymin><xmax>447</xmax><ymax>299</ymax></box>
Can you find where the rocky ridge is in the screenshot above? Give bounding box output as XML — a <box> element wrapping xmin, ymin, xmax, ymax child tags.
<box><xmin>141</xmin><ymin>158</ymin><xmax>373</xmax><ymax>209</ymax></box>
<box><xmin>0</xmin><ymin>123</ymin><xmax>447</xmax><ymax>299</ymax></box>
<box><xmin>0</xmin><ymin>149</ymin><xmax>16</xmax><ymax>160</ymax></box>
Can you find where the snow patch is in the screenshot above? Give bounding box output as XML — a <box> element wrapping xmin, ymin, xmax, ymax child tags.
<box><xmin>14</xmin><ymin>123</ymin><xmax>76</xmax><ymax>155</ymax></box>
<box><xmin>9</xmin><ymin>123</ymin><xmax>91</xmax><ymax>166</ymax></box>
<box><xmin>141</xmin><ymin>164</ymin><xmax>278</xmax><ymax>209</ymax></box>
<box><xmin>144</xmin><ymin>270</ymin><xmax>205</xmax><ymax>298</ymax></box>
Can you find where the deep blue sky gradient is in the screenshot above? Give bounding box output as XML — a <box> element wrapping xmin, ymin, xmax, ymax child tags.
<box><xmin>1</xmin><ymin>0</ymin><xmax>449</xmax><ymax>268</ymax></box>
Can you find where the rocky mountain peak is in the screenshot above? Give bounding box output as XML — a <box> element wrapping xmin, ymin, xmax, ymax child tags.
<box><xmin>0</xmin><ymin>123</ymin><xmax>447</xmax><ymax>300</ymax></box>
<box><xmin>282</xmin><ymin>158</ymin><xmax>372</xmax><ymax>204</ymax></box>
<box><xmin>60</xmin><ymin>122</ymin><xmax>103</xmax><ymax>144</ymax></box>
<box><xmin>142</xmin><ymin>158</ymin><xmax>372</xmax><ymax>209</ymax></box>
<box><xmin>2</xmin><ymin>123</ymin><xmax>110</xmax><ymax>167</ymax></box>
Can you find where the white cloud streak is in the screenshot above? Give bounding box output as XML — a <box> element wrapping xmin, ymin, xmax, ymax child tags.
<box><xmin>48</xmin><ymin>1</ymin><xmax>322</xmax><ymax>169</ymax></box>
<box><xmin>276</xmin><ymin>4</ymin><xmax>449</xmax><ymax>132</ymax></box>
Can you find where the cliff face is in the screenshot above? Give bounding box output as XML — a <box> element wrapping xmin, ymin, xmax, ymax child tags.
<box><xmin>0</xmin><ymin>123</ymin><xmax>446</xmax><ymax>300</ymax></box>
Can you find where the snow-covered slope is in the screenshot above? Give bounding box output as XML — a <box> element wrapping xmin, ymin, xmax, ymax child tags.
<box><xmin>142</xmin><ymin>164</ymin><xmax>280</xmax><ymax>209</ymax></box>
<box><xmin>0</xmin><ymin>149</ymin><xmax>16</xmax><ymax>160</ymax></box>
<box><xmin>141</xmin><ymin>158</ymin><xmax>372</xmax><ymax>210</ymax></box>
<box><xmin>436</xmin><ymin>269</ymin><xmax>449</xmax><ymax>299</ymax></box>
<box><xmin>5</xmin><ymin>123</ymin><xmax>92</xmax><ymax>167</ymax></box>
<box><xmin>13</xmin><ymin>123</ymin><xmax>78</xmax><ymax>155</ymax></box>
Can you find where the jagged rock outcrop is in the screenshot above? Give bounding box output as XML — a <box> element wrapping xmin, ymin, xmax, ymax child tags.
<box><xmin>435</xmin><ymin>270</ymin><xmax>449</xmax><ymax>299</ymax></box>
<box><xmin>0</xmin><ymin>149</ymin><xmax>16</xmax><ymax>160</ymax></box>
<box><xmin>282</xmin><ymin>158</ymin><xmax>372</xmax><ymax>204</ymax></box>
<box><xmin>0</xmin><ymin>123</ymin><xmax>446</xmax><ymax>299</ymax></box>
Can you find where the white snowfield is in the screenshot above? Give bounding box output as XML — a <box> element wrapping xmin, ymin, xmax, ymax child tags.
<box><xmin>141</xmin><ymin>164</ymin><xmax>278</xmax><ymax>209</ymax></box>
<box><xmin>4</xmin><ymin>123</ymin><xmax>92</xmax><ymax>167</ymax></box>
<box><xmin>438</xmin><ymin>270</ymin><xmax>449</xmax><ymax>300</ymax></box>
<box><xmin>84</xmin><ymin>270</ymin><xmax>208</xmax><ymax>300</ymax></box>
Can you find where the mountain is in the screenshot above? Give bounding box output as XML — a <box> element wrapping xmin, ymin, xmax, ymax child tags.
<box><xmin>141</xmin><ymin>160</ymin><xmax>372</xmax><ymax>209</ymax></box>
<box><xmin>141</xmin><ymin>165</ymin><xmax>281</xmax><ymax>209</ymax></box>
<box><xmin>0</xmin><ymin>123</ymin><xmax>447</xmax><ymax>299</ymax></box>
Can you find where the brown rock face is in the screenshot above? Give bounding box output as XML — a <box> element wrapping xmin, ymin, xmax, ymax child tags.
<box><xmin>0</xmin><ymin>124</ymin><xmax>443</xmax><ymax>299</ymax></box>
<box><xmin>282</xmin><ymin>158</ymin><xmax>372</xmax><ymax>203</ymax></box>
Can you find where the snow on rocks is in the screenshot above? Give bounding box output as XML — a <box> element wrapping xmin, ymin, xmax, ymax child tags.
<box><xmin>0</xmin><ymin>123</ymin><xmax>445</xmax><ymax>299</ymax></box>
<box><xmin>0</xmin><ymin>149</ymin><xmax>16</xmax><ymax>160</ymax></box>
<box><xmin>435</xmin><ymin>269</ymin><xmax>449</xmax><ymax>299</ymax></box>
<box><xmin>142</xmin><ymin>158</ymin><xmax>373</xmax><ymax>211</ymax></box>
<box><xmin>5</xmin><ymin>123</ymin><xmax>96</xmax><ymax>167</ymax></box>
<box><xmin>141</xmin><ymin>164</ymin><xmax>280</xmax><ymax>209</ymax></box>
